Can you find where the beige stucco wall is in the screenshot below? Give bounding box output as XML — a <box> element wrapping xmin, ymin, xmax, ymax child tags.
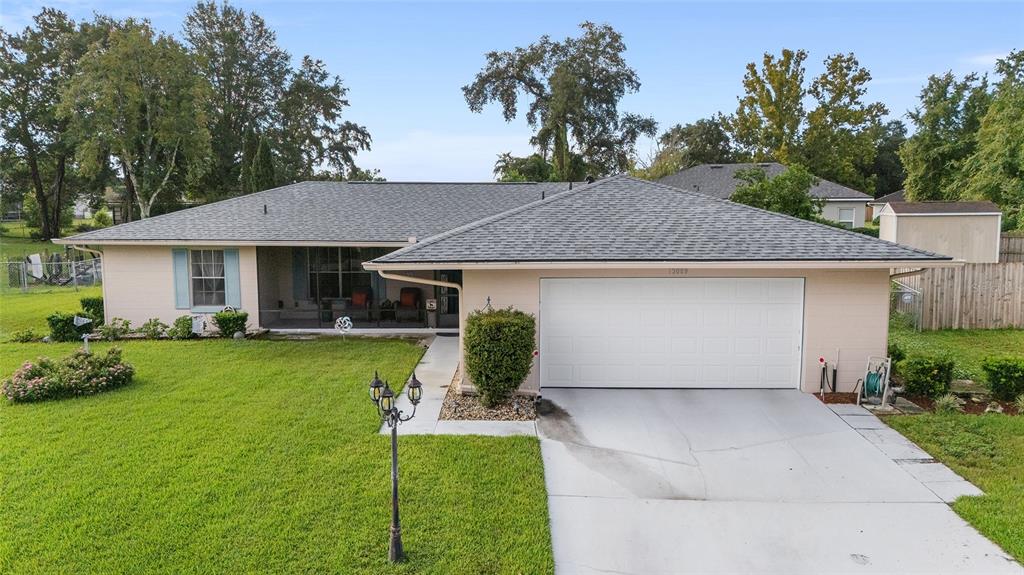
<box><xmin>459</xmin><ymin>267</ymin><xmax>891</xmax><ymax>395</ymax></box>
<box><xmin>888</xmin><ymin>215</ymin><xmax>1001</xmax><ymax>263</ymax></box>
<box><xmin>820</xmin><ymin>200</ymin><xmax>867</xmax><ymax>228</ymax></box>
<box><xmin>101</xmin><ymin>245</ymin><xmax>260</xmax><ymax>328</ymax></box>
<box><xmin>878</xmin><ymin>213</ymin><xmax>898</xmax><ymax>243</ymax></box>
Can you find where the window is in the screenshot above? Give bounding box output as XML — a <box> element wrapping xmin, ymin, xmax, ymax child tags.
<box><xmin>308</xmin><ymin>247</ymin><xmax>341</xmax><ymax>300</ymax></box>
<box><xmin>838</xmin><ymin>208</ymin><xmax>856</xmax><ymax>229</ymax></box>
<box><xmin>191</xmin><ymin>249</ymin><xmax>225</xmax><ymax>306</ymax></box>
<box><xmin>306</xmin><ymin>247</ymin><xmax>394</xmax><ymax>301</ymax></box>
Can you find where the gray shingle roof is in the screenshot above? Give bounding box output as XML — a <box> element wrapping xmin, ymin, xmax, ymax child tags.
<box><xmin>872</xmin><ymin>189</ymin><xmax>905</xmax><ymax>204</ymax></box>
<box><xmin>886</xmin><ymin>201</ymin><xmax>1001</xmax><ymax>215</ymax></box>
<box><xmin>658</xmin><ymin>163</ymin><xmax>871</xmax><ymax>200</ymax></box>
<box><xmin>58</xmin><ymin>181</ymin><xmax>573</xmax><ymax>244</ymax></box>
<box><xmin>372</xmin><ymin>175</ymin><xmax>949</xmax><ymax>264</ymax></box>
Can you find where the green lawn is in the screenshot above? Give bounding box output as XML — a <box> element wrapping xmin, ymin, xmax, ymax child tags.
<box><xmin>888</xmin><ymin>415</ymin><xmax>1024</xmax><ymax>562</ymax></box>
<box><xmin>890</xmin><ymin>324</ymin><xmax>1024</xmax><ymax>381</ymax></box>
<box><xmin>0</xmin><ymin>286</ymin><xmax>102</xmax><ymax>340</ymax></box>
<box><xmin>0</xmin><ymin>339</ymin><xmax>554</xmax><ymax>574</ymax></box>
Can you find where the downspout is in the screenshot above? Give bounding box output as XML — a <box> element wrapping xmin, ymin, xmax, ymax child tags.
<box><xmin>890</xmin><ymin>268</ymin><xmax>925</xmax><ymax>280</ymax></box>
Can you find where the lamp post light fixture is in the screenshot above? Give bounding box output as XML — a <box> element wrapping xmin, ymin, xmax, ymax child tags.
<box><xmin>369</xmin><ymin>370</ymin><xmax>423</xmax><ymax>562</ymax></box>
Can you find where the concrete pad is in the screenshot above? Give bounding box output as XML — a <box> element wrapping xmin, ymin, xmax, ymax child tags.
<box><xmin>839</xmin><ymin>413</ymin><xmax>889</xmax><ymax>429</ymax></box>
<box><xmin>899</xmin><ymin>461</ymin><xmax>967</xmax><ymax>483</ymax></box>
<box><xmin>548</xmin><ymin>497</ymin><xmax>1019</xmax><ymax>575</ymax></box>
<box><xmin>874</xmin><ymin>440</ymin><xmax>933</xmax><ymax>461</ymax></box>
<box><xmin>828</xmin><ymin>403</ymin><xmax>871</xmax><ymax>416</ymax></box>
<box><xmin>539</xmin><ymin>389</ymin><xmax>1018</xmax><ymax>574</ymax></box>
<box><xmin>927</xmin><ymin>480</ymin><xmax>985</xmax><ymax>503</ymax></box>
<box><xmin>433</xmin><ymin>420</ymin><xmax>535</xmax><ymax>436</ymax></box>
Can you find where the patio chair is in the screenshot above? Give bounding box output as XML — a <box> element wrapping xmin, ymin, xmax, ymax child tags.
<box><xmin>349</xmin><ymin>287</ymin><xmax>373</xmax><ymax>321</ymax></box>
<box><xmin>396</xmin><ymin>287</ymin><xmax>422</xmax><ymax>323</ymax></box>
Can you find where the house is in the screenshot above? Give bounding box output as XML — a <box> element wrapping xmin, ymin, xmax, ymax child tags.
<box><xmin>57</xmin><ymin>175</ymin><xmax>954</xmax><ymax>396</ymax></box>
<box><xmin>878</xmin><ymin>201</ymin><xmax>1003</xmax><ymax>263</ymax></box>
<box><xmin>866</xmin><ymin>188</ymin><xmax>904</xmax><ymax>221</ymax></box>
<box><xmin>658</xmin><ymin>163</ymin><xmax>873</xmax><ymax>228</ymax></box>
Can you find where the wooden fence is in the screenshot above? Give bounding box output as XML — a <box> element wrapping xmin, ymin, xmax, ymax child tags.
<box><xmin>1001</xmin><ymin>234</ymin><xmax>1024</xmax><ymax>262</ymax></box>
<box><xmin>896</xmin><ymin>263</ymin><xmax>1024</xmax><ymax>330</ymax></box>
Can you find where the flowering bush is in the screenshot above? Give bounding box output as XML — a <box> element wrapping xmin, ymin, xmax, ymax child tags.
<box><xmin>2</xmin><ymin>348</ymin><xmax>135</xmax><ymax>403</ymax></box>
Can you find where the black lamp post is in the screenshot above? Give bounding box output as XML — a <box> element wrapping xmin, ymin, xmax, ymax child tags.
<box><xmin>369</xmin><ymin>370</ymin><xmax>422</xmax><ymax>562</ymax></box>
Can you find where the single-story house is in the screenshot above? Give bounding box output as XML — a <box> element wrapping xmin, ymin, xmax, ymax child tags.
<box><xmin>58</xmin><ymin>175</ymin><xmax>955</xmax><ymax>396</ymax></box>
<box><xmin>877</xmin><ymin>201</ymin><xmax>1003</xmax><ymax>264</ymax></box>
<box><xmin>658</xmin><ymin>163</ymin><xmax>873</xmax><ymax>228</ymax></box>
<box><xmin>866</xmin><ymin>189</ymin><xmax>905</xmax><ymax>221</ymax></box>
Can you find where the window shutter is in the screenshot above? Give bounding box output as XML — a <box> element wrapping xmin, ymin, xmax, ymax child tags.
<box><xmin>224</xmin><ymin>249</ymin><xmax>241</xmax><ymax>308</ymax></box>
<box><xmin>172</xmin><ymin>249</ymin><xmax>190</xmax><ymax>309</ymax></box>
<box><xmin>292</xmin><ymin>248</ymin><xmax>307</xmax><ymax>300</ymax></box>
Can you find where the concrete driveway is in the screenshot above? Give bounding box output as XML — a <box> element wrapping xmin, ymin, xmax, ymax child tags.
<box><xmin>538</xmin><ymin>389</ymin><xmax>1020</xmax><ymax>574</ymax></box>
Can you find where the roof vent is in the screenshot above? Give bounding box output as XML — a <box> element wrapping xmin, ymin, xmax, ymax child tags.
<box><xmin>408</xmin><ymin>236</ymin><xmax>417</xmax><ymax>244</ymax></box>
<box><xmin>585</xmin><ymin>176</ymin><xmax>595</xmax><ymax>184</ymax></box>
<box><xmin>757</xmin><ymin>163</ymin><xmax>772</xmax><ymax>168</ymax></box>
<box><xmin>263</xmin><ymin>204</ymin><xmax>267</xmax><ymax>214</ymax></box>
<box><xmin>710</xmin><ymin>165</ymin><xmax>723</xmax><ymax>169</ymax></box>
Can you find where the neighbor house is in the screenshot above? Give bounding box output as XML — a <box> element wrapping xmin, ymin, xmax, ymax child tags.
<box><xmin>57</xmin><ymin>175</ymin><xmax>955</xmax><ymax>396</ymax></box>
<box><xmin>658</xmin><ymin>163</ymin><xmax>873</xmax><ymax>228</ymax></box>
<box><xmin>866</xmin><ymin>188</ymin><xmax>905</xmax><ymax>221</ymax></box>
<box><xmin>877</xmin><ymin>201</ymin><xmax>1003</xmax><ymax>263</ymax></box>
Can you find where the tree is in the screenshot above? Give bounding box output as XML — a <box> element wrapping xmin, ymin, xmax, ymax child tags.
<box><xmin>239</xmin><ymin>129</ymin><xmax>258</xmax><ymax>194</ymax></box>
<box><xmin>899</xmin><ymin>71</ymin><xmax>991</xmax><ymax>201</ymax></box>
<box><xmin>802</xmin><ymin>53</ymin><xmax>888</xmax><ymax>193</ymax></box>
<box><xmin>249</xmin><ymin>136</ymin><xmax>276</xmax><ymax>192</ymax></box>
<box><xmin>0</xmin><ymin>9</ymin><xmax>96</xmax><ymax>239</ymax></box>
<box><xmin>184</xmin><ymin>1</ymin><xmax>290</xmax><ymax>200</ymax></box>
<box><xmin>635</xmin><ymin>117</ymin><xmax>738</xmax><ymax>179</ymax></box>
<box><xmin>62</xmin><ymin>19</ymin><xmax>212</xmax><ymax>218</ymax></box>
<box><xmin>730</xmin><ymin>164</ymin><xmax>823</xmax><ymax>220</ymax></box>
<box><xmin>463</xmin><ymin>22</ymin><xmax>656</xmax><ymax>180</ymax></box>
<box><xmin>274</xmin><ymin>56</ymin><xmax>372</xmax><ymax>182</ymax></box>
<box><xmin>727</xmin><ymin>49</ymin><xmax>807</xmax><ymax>163</ymax></box>
<box><xmin>956</xmin><ymin>50</ymin><xmax>1024</xmax><ymax>227</ymax></box>
<box><xmin>871</xmin><ymin>120</ymin><xmax>907</xmax><ymax>197</ymax></box>
<box><xmin>494</xmin><ymin>152</ymin><xmax>554</xmax><ymax>182</ymax></box>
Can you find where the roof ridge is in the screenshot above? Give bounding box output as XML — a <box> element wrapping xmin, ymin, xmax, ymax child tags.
<box><xmin>374</xmin><ymin>177</ymin><xmax>613</xmax><ymax>262</ymax></box>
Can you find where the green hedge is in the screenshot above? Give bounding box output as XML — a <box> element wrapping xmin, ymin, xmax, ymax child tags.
<box><xmin>900</xmin><ymin>355</ymin><xmax>955</xmax><ymax>398</ymax></box>
<box><xmin>981</xmin><ymin>357</ymin><xmax>1024</xmax><ymax>401</ymax></box>
<box><xmin>212</xmin><ymin>310</ymin><xmax>248</xmax><ymax>338</ymax></box>
<box><xmin>46</xmin><ymin>311</ymin><xmax>93</xmax><ymax>342</ymax></box>
<box><xmin>80</xmin><ymin>297</ymin><xmax>104</xmax><ymax>326</ymax></box>
<box><xmin>464</xmin><ymin>307</ymin><xmax>536</xmax><ymax>408</ymax></box>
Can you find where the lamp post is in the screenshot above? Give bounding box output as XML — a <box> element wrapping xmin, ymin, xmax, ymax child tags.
<box><xmin>369</xmin><ymin>370</ymin><xmax>422</xmax><ymax>562</ymax></box>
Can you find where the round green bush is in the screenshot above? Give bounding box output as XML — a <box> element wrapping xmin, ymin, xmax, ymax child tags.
<box><xmin>212</xmin><ymin>310</ymin><xmax>248</xmax><ymax>338</ymax></box>
<box><xmin>899</xmin><ymin>355</ymin><xmax>954</xmax><ymax>398</ymax></box>
<box><xmin>80</xmin><ymin>296</ymin><xmax>105</xmax><ymax>326</ymax></box>
<box><xmin>168</xmin><ymin>315</ymin><xmax>197</xmax><ymax>340</ymax></box>
<box><xmin>46</xmin><ymin>311</ymin><xmax>93</xmax><ymax>342</ymax></box>
<box><xmin>463</xmin><ymin>306</ymin><xmax>536</xmax><ymax>408</ymax></box>
<box><xmin>981</xmin><ymin>357</ymin><xmax>1024</xmax><ymax>402</ymax></box>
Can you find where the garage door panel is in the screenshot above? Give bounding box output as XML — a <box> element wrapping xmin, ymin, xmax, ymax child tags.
<box><xmin>540</xmin><ymin>278</ymin><xmax>804</xmax><ymax>389</ymax></box>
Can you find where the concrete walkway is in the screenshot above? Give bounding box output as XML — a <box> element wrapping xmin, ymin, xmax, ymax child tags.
<box><xmin>380</xmin><ymin>335</ymin><xmax>535</xmax><ymax>437</ymax></box>
<box><xmin>538</xmin><ymin>389</ymin><xmax>1020</xmax><ymax>575</ymax></box>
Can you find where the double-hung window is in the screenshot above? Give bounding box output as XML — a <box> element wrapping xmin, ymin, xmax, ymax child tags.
<box><xmin>838</xmin><ymin>208</ymin><xmax>856</xmax><ymax>229</ymax></box>
<box><xmin>191</xmin><ymin>249</ymin><xmax>226</xmax><ymax>306</ymax></box>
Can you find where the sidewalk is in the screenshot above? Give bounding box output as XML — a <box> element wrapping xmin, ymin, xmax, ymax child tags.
<box><xmin>381</xmin><ymin>335</ymin><xmax>536</xmax><ymax>437</ymax></box>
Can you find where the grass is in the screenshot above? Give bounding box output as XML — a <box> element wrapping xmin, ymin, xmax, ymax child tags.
<box><xmin>887</xmin><ymin>414</ymin><xmax>1024</xmax><ymax>562</ymax></box>
<box><xmin>889</xmin><ymin>323</ymin><xmax>1024</xmax><ymax>382</ymax></box>
<box><xmin>0</xmin><ymin>338</ymin><xmax>554</xmax><ymax>574</ymax></box>
<box><xmin>0</xmin><ymin>286</ymin><xmax>102</xmax><ymax>340</ymax></box>
<box><xmin>1</xmin><ymin>219</ymin><xmax>96</xmax><ymax>261</ymax></box>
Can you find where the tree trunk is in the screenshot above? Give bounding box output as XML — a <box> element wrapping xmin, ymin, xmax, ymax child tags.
<box><xmin>25</xmin><ymin>146</ymin><xmax>54</xmax><ymax>240</ymax></box>
<box><xmin>49</xmin><ymin>155</ymin><xmax>66</xmax><ymax>239</ymax></box>
<box><xmin>121</xmin><ymin>166</ymin><xmax>136</xmax><ymax>223</ymax></box>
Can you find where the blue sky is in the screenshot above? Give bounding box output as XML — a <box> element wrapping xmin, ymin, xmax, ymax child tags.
<box><xmin>2</xmin><ymin>1</ymin><xmax>1021</xmax><ymax>180</ymax></box>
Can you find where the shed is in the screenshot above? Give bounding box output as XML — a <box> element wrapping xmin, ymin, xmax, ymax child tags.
<box><xmin>878</xmin><ymin>201</ymin><xmax>1003</xmax><ymax>263</ymax></box>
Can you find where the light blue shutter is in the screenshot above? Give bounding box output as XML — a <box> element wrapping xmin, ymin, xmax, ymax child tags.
<box><xmin>292</xmin><ymin>248</ymin><xmax>307</xmax><ymax>300</ymax></box>
<box><xmin>172</xmin><ymin>249</ymin><xmax>190</xmax><ymax>309</ymax></box>
<box><xmin>224</xmin><ymin>249</ymin><xmax>241</xmax><ymax>308</ymax></box>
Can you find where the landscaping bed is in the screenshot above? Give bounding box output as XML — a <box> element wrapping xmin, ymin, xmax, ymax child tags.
<box><xmin>439</xmin><ymin>367</ymin><xmax>536</xmax><ymax>421</ymax></box>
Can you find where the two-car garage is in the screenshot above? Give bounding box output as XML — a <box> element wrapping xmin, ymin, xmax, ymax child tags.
<box><xmin>539</xmin><ymin>277</ymin><xmax>805</xmax><ymax>389</ymax></box>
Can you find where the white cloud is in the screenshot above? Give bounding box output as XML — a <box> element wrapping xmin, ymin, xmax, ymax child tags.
<box><xmin>960</xmin><ymin>51</ymin><xmax>1010</xmax><ymax>70</ymax></box>
<box><xmin>360</xmin><ymin>130</ymin><xmax>536</xmax><ymax>182</ymax></box>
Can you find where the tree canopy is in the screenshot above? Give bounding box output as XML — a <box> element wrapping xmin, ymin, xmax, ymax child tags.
<box><xmin>464</xmin><ymin>22</ymin><xmax>656</xmax><ymax>181</ymax></box>
<box><xmin>730</xmin><ymin>164</ymin><xmax>823</xmax><ymax>221</ymax></box>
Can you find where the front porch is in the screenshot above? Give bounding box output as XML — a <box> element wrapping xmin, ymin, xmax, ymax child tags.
<box><xmin>256</xmin><ymin>246</ymin><xmax>461</xmax><ymax>331</ymax></box>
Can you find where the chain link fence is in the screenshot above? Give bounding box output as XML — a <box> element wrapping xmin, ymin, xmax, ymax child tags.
<box><xmin>890</xmin><ymin>280</ymin><xmax>922</xmax><ymax>331</ymax></box>
<box><xmin>3</xmin><ymin>257</ymin><xmax>102</xmax><ymax>292</ymax></box>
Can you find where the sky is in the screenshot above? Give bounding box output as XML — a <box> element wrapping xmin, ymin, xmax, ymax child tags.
<box><xmin>2</xmin><ymin>1</ymin><xmax>1021</xmax><ymax>181</ymax></box>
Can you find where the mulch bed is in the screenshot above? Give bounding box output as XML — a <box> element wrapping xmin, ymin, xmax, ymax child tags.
<box><xmin>816</xmin><ymin>392</ymin><xmax>859</xmax><ymax>404</ymax></box>
<box><xmin>905</xmin><ymin>395</ymin><xmax>1020</xmax><ymax>415</ymax></box>
<box><xmin>438</xmin><ymin>366</ymin><xmax>536</xmax><ymax>421</ymax></box>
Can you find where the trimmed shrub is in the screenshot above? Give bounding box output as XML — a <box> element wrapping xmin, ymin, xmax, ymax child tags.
<box><xmin>92</xmin><ymin>208</ymin><xmax>112</xmax><ymax>228</ymax></box>
<box><xmin>2</xmin><ymin>347</ymin><xmax>134</xmax><ymax>403</ymax></box>
<box><xmin>851</xmin><ymin>226</ymin><xmax>879</xmax><ymax>238</ymax></box>
<box><xmin>97</xmin><ymin>318</ymin><xmax>131</xmax><ymax>341</ymax></box>
<box><xmin>167</xmin><ymin>315</ymin><xmax>197</xmax><ymax>340</ymax></box>
<box><xmin>464</xmin><ymin>306</ymin><xmax>536</xmax><ymax>408</ymax></box>
<box><xmin>212</xmin><ymin>310</ymin><xmax>248</xmax><ymax>338</ymax></box>
<box><xmin>138</xmin><ymin>318</ymin><xmax>169</xmax><ymax>340</ymax></box>
<box><xmin>899</xmin><ymin>355</ymin><xmax>955</xmax><ymax>398</ymax></box>
<box><xmin>981</xmin><ymin>357</ymin><xmax>1024</xmax><ymax>401</ymax></box>
<box><xmin>933</xmin><ymin>393</ymin><xmax>963</xmax><ymax>415</ymax></box>
<box><xmin>46</xmin><ymin>311</ymin><xmax>92</xmax><ymax>342</ymax></box>
<box><xmin>80</xmin><ymin>297</ymin><xmax>104</xmax><ymax>325</ymax></box>
<box><xmin>888</xmin><ymin>341</ymin><xmax>906</xmax><ymax>366</ymax></box>
<box><xmin>10</xmin><ymin>329</ymin><xmax>40</xmax><ymax>343</ymax></box>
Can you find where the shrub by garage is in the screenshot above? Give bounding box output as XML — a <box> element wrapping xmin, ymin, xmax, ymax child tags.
<box><xmin>899</xmin><ymin>355</ymin><xmax>955</xmax><ymax>398</ymax></box>
<box><xmin>463</xmin><ymin>306</ymin><xmax>536</xmax><ymax>408</ymax></box>
<box><xmin>981</xmin><ymin>357</ymin><xmax>1024</xmax><ymax>401</ymax></box>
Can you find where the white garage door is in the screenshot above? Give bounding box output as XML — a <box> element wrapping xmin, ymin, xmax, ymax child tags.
<box><xmin>539</xmin><ymin>277</ymin><xmax>804</xmax><ymax>389</ymax></box>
